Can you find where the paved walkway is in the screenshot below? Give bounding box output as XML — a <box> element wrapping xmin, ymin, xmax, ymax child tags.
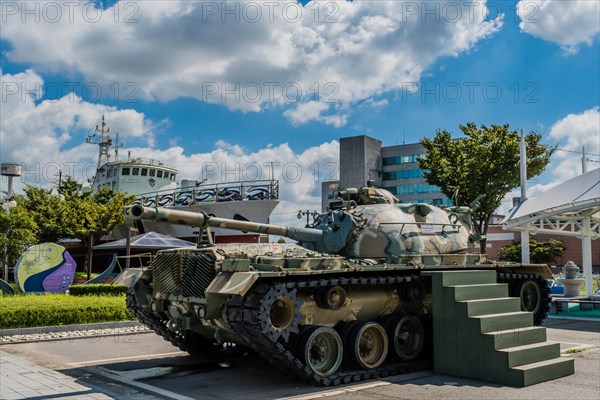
<box><xmin>0</xmin><ymin>351</ymin><xmax>113</xmax><ymax>400</ymax></box>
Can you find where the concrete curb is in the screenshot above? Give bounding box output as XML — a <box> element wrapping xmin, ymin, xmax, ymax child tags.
<box><xmin>0</xmin><ymin>321</ymin><xmax>143</xmax><ymax>336</ymax></box>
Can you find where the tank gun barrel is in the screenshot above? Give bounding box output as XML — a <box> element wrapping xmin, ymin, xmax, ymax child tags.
<box><xmin>126</xmin><ymin>205</ymin><xmax>323</xmax><ymax>243</ymax></box>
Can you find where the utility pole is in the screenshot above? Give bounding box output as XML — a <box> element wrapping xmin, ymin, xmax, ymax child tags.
<box><xmin>1</xmin><ymin>163</ymin><xmax>21</xmax><ymax>280</ymax></box>
<box><xmin>519</xmin><ymin>129</ymin><xmax>530</xmax><ymax>264</ymax></box>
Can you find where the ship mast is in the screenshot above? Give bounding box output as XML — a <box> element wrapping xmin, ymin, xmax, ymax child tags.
<box><xmin>87</xmin><ymin>115</ymin><xmax>113</xmax><ymax>168</ymax></box>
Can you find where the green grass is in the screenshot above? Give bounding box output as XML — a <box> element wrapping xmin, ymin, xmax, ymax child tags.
<box><xmin>74</xmin><ymin>272</ymin><xmax>100</xmax><ymax>280</ymax></box>
<box><xmin>565</xmin><ymin>348</ymin><xmax>585</xmax><ymax>354</ymax></box>
<box><xmin>579</xmin><ymin>277</ymin><xmax>600</xmax><ymax>296</ymax></box>
<box><xmin>0</xmin><ymin>293</ymin><xmax>133</xmax><ymax>329</ymax></box>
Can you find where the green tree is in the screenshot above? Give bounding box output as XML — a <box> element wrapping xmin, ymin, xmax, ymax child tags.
<box><xmin>58</xmin><ymin>178</ymin><xmax>134</xmax><ymax>278</ymax></box>
<box><xmin>21</xmin><ymin>177</ymin><xmax>133</xmax><ymax>278</ymax></box>
<box><xmin>19</xmin><ymin>186</ymin><xmax>66</xmax><ymax>243</ymax></box>
<box><xmin>418</xmin><ymin>123</ymin><xmax>555</xmax><ymax>253</ymax></box>
<box><xmin>499</xmin><ymin>239</ymin><xmax>565</xmax><ymax>264</ymax></box>
<box><xmin>0</xmin><ymin>204</ymin><xmax>39</xmax><ymax>276</ymax></box>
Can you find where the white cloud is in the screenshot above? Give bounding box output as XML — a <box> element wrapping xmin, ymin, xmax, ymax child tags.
<box><xmin>0</xmin><ymin>69</ymin><xmax>153</xmax><ymax>193</ymax></box>
<box><xmin>498</xmin><ymin>107</ymin><xmax>600</xmax><ymax>215</ymax></box>
<box><xmin>1</xmin><ymin>0</ymin><xmax>503</xmax><ymax>126</ymax></box>
<box><xmin>517</xmin><ymin>0</ymin><xmax>600</xmax><ymax>53</ymax></box>
<box><xmin>283</xmin><ymin>101</ymin><xmax>348</xmax><ymax>127</ymax></box>
<box><xmin>214</xmin><ymin>140</ymin><xmax>246</xmax><ymax>156</ymax></box>
<box><xmin>548</xmin><ymin>107</ymin><xmax>600</xmax><ymax>181</ymax></box>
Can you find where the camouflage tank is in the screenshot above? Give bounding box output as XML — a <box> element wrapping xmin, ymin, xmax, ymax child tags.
<box><xmin>125</xmin><ymin>184</ymin><xmax>551</xmax><ymax>385</ymax></box>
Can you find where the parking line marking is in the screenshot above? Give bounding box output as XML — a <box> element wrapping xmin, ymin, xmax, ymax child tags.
<box><xmin>66</xmin><ymin>351</ymin><xmax>186</xmax><ymax>367</ymax></box>
<box><xmin>92</xmin><ymin>366</ymin><xmax>196</xmax><ymax>400</ymax></box>
<box><xmin>279</xmin><ymin>381</ymin><xmax>391</xmax><ymax>400</ymax></box>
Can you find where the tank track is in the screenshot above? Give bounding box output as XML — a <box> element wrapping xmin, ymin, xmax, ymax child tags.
<box><xmin>496</xmin><ymin>272</ymin><xmax>551</xmax><ymax>326</ymax></box>
<box><xmin>226</xmin><ymin>274</ymin><xmax>433</xmax><ymax>386</ymax></box>
<box><xmin>126</xmin><ymin>285</ymin><xmax>241</xmax><ymax>358</ymax></box>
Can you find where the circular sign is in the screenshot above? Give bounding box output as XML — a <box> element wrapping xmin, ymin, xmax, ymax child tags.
<box><xmin>14</xmin><ymin>243</ymin><xmax>77</xmax><ymax>293</ymax></box>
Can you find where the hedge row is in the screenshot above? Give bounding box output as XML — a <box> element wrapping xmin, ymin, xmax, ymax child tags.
<box><xmin>0</xmin><ymin>294</ymin><xmax>134</xmax><ymax>329</ymax></box>
<box><xmin>69</xmin><ymin>284</ymin><xmax>129</xmax><ymax>296</ymax></box>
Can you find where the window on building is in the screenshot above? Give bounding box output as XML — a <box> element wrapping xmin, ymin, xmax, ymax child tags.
<box><xmin>386</xmin><ymin>183</ymin><xmax>441</xmax><ymax>195</ymax></box>
<box><xmin>383</xmin><ymin>169</ymin><xmax>423</xmax><ymax>180</ymax></box>
<box><xmin>382</xmin><ymin>153</ymin><xmax>426</xmax><ymax>166</ymax></box>
<box><xmin>432</xmin><ymin>198</ymin><xmax>453</xmax><ymax>207</ymax></box>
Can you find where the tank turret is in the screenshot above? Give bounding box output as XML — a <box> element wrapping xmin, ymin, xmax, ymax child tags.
<box><xmin>126</xmin><ymin>185</ymin><xmax>480</xmax><ymax>261</ymax></box>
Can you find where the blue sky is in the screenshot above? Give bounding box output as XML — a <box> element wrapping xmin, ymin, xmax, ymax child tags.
<box><xmin>1</xmin><ymin>0</ymin><xmax>599</xmax><ymax>222</ymax></box>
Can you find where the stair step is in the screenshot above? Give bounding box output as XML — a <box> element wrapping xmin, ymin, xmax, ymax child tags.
<box><xmin>483</xmin><ymin>326</ymin><xmax>548</xmax><ymax>350</ymax></box>
<box><xmin>499</xmin><ymin>341</ymin><xmax>561</xmax><ymax>367</ymax></box>
<box><xmin>474</xmin><ymin>311</ymin><xmax>533</xmax><ymax>333</ymax></box>
<box><xmin>511</xmin><ymin>357</ymin><xmax>575</xmax><ymax>386</ymax></box>
<box><xmin>463</xmin><ymin>297</ymin><xmax>521</xmax><ymax>316</ymax></box>
<box><xmin>441</xmin><ymin>270</ymin><xmax>497</xmax><ymax>287</ymax></box>
<box><xmin>451</xmin><ymin>283</ymin><xmax>508</xmax><ymax>301</ymax></box>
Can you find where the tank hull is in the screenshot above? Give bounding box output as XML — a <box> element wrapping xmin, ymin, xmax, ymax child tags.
<box><xmin>127</xmin><ymin>244</ymin><xmax>552</xmax><ymax>385</ymax></box>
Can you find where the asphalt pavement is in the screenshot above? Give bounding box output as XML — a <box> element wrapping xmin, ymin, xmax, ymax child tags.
<box><xmin>0</xmin><ymin>317</ymin><xmax>598</xmax><ymax>400</ymax></box>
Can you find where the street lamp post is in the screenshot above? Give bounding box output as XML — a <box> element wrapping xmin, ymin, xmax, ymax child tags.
<box><xmin>1</xmin><ymin>163</ymin><xmax>22</xmax><ymax>281</ymax></box>
<box><xmin>2</xmin><ymin>199</ymin><xmax>17</xmax><ymax>281</ymax></box>
<box><xmin>297</xmin><ymin>209</ymin><xmax>319</xmax><ymax>227</ymax></box>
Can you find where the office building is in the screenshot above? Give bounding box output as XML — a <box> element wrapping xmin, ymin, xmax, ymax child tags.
<box><xmin>322</xmin><ymin>135</ymin><xmax>451</xmax><ymax>210</ymax></box>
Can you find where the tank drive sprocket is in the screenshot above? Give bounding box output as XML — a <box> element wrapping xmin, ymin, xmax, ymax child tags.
<box><xmin>256</xmin><ymin>283</ymin><xmax>304</xmax><ymax>343</ymax></box>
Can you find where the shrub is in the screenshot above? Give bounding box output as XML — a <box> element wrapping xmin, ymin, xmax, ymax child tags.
<box><xmin>69</xmin><ymin>284</ymin><xmax>128</xmax><ymax>296</ymax></box>
<box><xmin>499</xmin><ymin>239</ymin><xmax>565</xmax><ymax>264</ymax></box>
<box><xmin>74</xmin><ymin>272</ymin><xmax>99</xmax><ymax>280</ymax></box>
<box><xmin>0</xmin><ymin>294</ymin><xmax>133</xmax><ymax>329</ymax></box>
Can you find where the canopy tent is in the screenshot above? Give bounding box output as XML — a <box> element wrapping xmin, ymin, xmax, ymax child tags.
<box><xmin>503</xmin><ymin>168</ymin><xmax>600</xmax><ymax>296</ymax></box>
<box><xmin>94</xmin><ymin>231</ymin><xmax>196</xmax><ymax>250</ymax></box>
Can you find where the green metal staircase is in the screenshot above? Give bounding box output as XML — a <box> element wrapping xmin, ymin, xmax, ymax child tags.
<box><xmin>427</xmin><ymin>270</ymin><xmax>574</xmax><ymax>386</ymax></box>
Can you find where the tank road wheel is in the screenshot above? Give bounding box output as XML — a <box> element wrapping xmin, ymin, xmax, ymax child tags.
<box><xmin>298</xmin><ymin>326</ymin><xmax>344</xmax><ymax>378</ymax></box>
<box><xmin>258</xmin><ymin>283</ymin><xmax>304</xmax><ymax>343</ymax></box>
<box><xmin>519</xmin><ymin>278</ymin><xmax>552</xmax><ymax>326</ymax></box>
<box><xmin>501</xmin><ymin>273</ymin><xmax>550</xmax><ymax>326</ymax></box>
<box><xmin>315</xmin><ymin>286</ymin><xmax>347</xmax><ymax>310</ymax></box>
<box><xmin>520</xmin><ymin>280</ymin><xmax>542</xmax><ymax>313</ymax></box>
<box><xmin>342</xmin><ymin>321</ymin><xmax>389</xmax><ymax>369</ymax></box>
<box><xmin>383</xmin><ymin>314</ymin><xmax>424</xmax><ymax>361</ymax></box>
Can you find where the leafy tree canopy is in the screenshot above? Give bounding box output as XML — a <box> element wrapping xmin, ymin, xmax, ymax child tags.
<box><xmin>20</xmin><ymin>177</ymin><xmax>134</xmax><ymax>245</ymax></box>
<box><xmin>499</xmin><ymin>239</ymin><xmax>565</xmax><ymax>264</ymax></box>
<box><xmin>418</xmin><ymin>123</ymin><xmax>555</xmax><ymax>253</ymax></box>
<box><xmin>0</xmin><ymin>204</ymin><xmax>39</xmax><ymax>267</ymax></box>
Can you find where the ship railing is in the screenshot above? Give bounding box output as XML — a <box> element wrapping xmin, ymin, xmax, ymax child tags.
<box><xmin>131</xmin><ymin>180</ymin><xmax>279</xmax><ymax>207</ymax></box>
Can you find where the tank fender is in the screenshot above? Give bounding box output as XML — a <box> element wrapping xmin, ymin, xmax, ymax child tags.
<box><xmin>205</xmin><ymin>272</ymin><xmax>261</xmax><ymax>319</ymax></box>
